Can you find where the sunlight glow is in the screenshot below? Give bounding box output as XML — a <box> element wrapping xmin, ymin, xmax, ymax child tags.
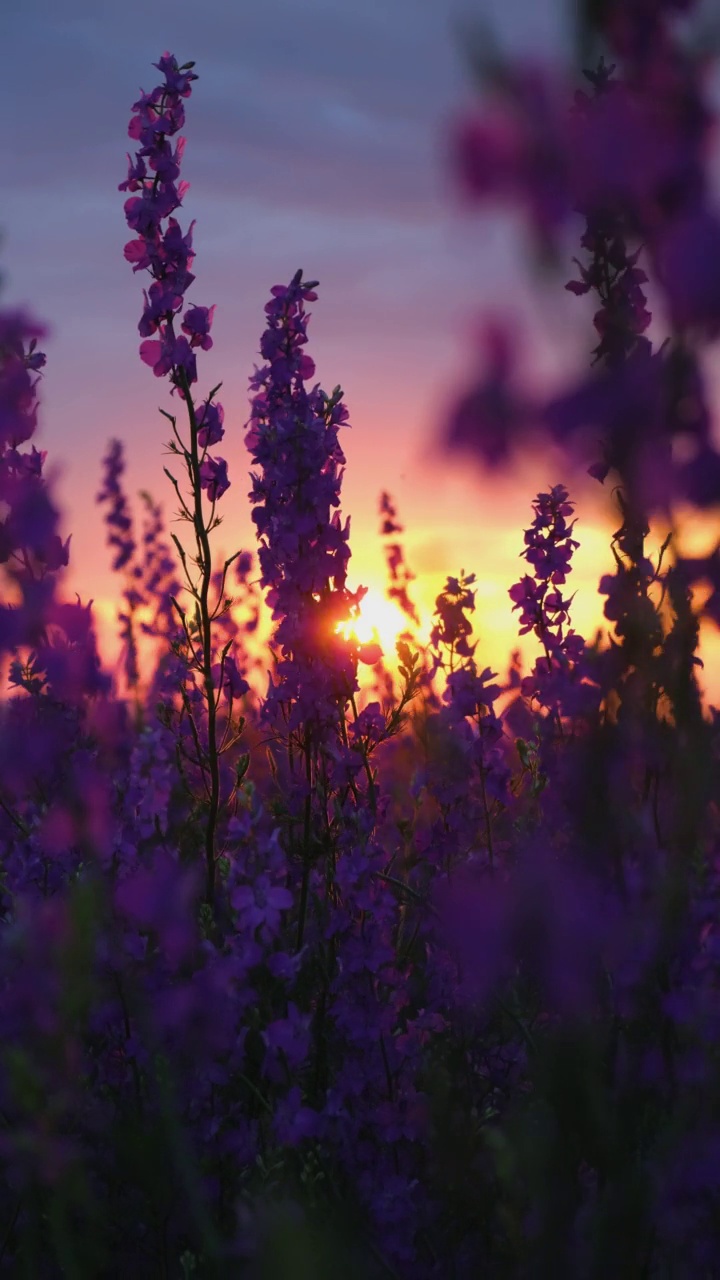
<box><xmin>338</xmin><ymin>587</ymin><xmax>417</xmax><ymax>656</ymax></box>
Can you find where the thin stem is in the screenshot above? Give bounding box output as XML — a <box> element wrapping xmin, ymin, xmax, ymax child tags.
<box><xmin>175</xmin><ymin>362</ymin><xmax>222</xmax><ymax>908</ymax></box>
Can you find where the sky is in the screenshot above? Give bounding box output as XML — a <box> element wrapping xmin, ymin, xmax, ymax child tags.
<box><xmin>3</xmin><ymin>0</ymin><xmax>720</xmax><ymax>694</ymax></box>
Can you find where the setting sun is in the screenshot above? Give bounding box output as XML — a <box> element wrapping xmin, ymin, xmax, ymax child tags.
<box><xmin>338</xmin><ymin>587</ymin><xmax>424</xmax><ymax>658</ymax></box>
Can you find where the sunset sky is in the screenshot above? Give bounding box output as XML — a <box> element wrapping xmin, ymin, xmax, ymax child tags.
<box><xmin>4</xmin><ymin>0</ymin><xmax>720</xmax><ymax>697</ymax></box>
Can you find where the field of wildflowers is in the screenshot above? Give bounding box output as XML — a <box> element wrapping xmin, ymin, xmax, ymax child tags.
<box><xmin>3</xmin><ymin>0</ymin><xmax>720</xmax><ymax>1274</ymax></box>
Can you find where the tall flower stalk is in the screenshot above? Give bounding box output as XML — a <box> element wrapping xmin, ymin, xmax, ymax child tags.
<box><xmin>378</xmin><ymin>491</ymin><xmax>421</xmax><ymax>631</ymax></box>
<box><xmin>509</xmin><ymin>483</ymin><xmax>586</xmax><ymax>736</ymax></box>
<box><xmin>119</xmin><ymin>52</ymin><xmax>243</xmax><ymax>906</ymax></box>
<box><xmin>245</xmin><ymin>270</ymin><xmax>371</xmax><ymax>947</ymax></box>
<box><xmin>96</xmin><ymin>439</ymin><xmax>143</xmax><ymax>697</ymax></box>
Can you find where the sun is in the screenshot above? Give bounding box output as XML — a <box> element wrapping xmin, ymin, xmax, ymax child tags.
<box><xmin>338</xmin><ymin>587</ymin><xmax>415</xmax><ymax>657</ymax></box>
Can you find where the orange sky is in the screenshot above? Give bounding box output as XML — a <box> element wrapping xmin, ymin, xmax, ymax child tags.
<box><xmin>85</xmin><ymin>435</ymin><xmax>720</xmax><ymax>711</ymax></box>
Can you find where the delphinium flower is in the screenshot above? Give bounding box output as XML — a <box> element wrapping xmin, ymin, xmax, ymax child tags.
<box><xmin>560</xmin><ymin>58</ymin><xmax>693</xmax><ymax>707</ymax></box>
<box><xmin>438</xmin><ymin>5</ymin><xmax>720</xmax><ymax>1273</ymax></box>
<box><xmin>448</xmin><ymin>8</ymin><xmax>720</xmax><ymax>524</ymax></box>
<box><xmin>97</xmin><ymin>438</ymin><xmax>144</xmax><ymax>694</ymax></box>
<box><xmin>451</xmin><ymin>30</ymin><xmax>708</xmax><ymax>789</ymax></box>
<box><xmin>562</xmin><ymin>56</ymin><xmax>712</xmax><ymax>888</ymax></box>
<box><xmin>562</xmin><ymin>49</ymin><xmax>720</xmax><ymax>1274</ymax></box>
<box><xmin>0</xmin><ymin>312</ymin><xmax>69</xmax><ymax>638</ymax></box>
<box><xmin>564</xmin><ymin>60</ymin><xmax>653</xmax><ymax>374</ymax></box>
<box><xmin>246</xmin><ymin>271</ymin><xmax>366</xmax><ymax>743</ymax></box>
<box><xmin>120</xmin><ymin>51</ymin><xmax>247</xmax><ymax>906</ymax></box>
<box><xmin>556</xmin><ymin>31</ymin><xmax>720</xmax><ymax>535</ymax></box>
<box><xmin>508</xmin><ymin>483</ymin><xmax>593</xmax><ymax>735</ymax></box>
<box><xmin>245</xmin><ymin>270</ymin><xmax>375</xmax><ymax>952</ymax></box>
<box><xmin>246</xmin><ymin>277</ymin><xmax>365</xmax><ymax>954</ymax></box>
<box><xmin>379</xmin><ymin>491</ymin><xmax>421</xmax><ymax>630</ymax></box>
<box><xmin>0</xmin><ymin>304</ymin><xmax>110</xmax><ymax>857</ymax></box>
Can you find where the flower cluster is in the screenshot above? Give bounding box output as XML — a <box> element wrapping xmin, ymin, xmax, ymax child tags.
<box><xmin>0</xmin><ymin>313</ymin><xmax>67</xmax><ymax>585</ymax></box>
<box><xmin>119</xmin><ymin>50</ymin><xmax>229</xmax><ymax>502</ymax></box>
<box><xmin>246</xmin><ymin>270</ymin><xmax>365</xmax><ymax>739</ymax></box>
<box><xmin>379</xmin><ymin>491</ymin><xmax>420</xmax><ymax>629</ymax></box>
<box><xmin>448</xmin><ymin>21</ymin><xmax>720</xmax><ymax>528</ymax></box>
<box><xmin>509</xmin><ymin>484</ymin><xmax>587</xmax><ymax>719</ymax></box>
<box><xmin>120</xmin><ymin>54</ymin><xmax>199</xmax><ymax>386</ymax></box>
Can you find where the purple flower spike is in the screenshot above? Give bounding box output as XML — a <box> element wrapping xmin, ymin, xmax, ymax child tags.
<box><xmin>120</xmin><ymin>53</ymin><xmax>212</xmax><ymax>399</ymax></box>
<box><xmin>246</xmin><ymin>270</ymin><xmax>364</xmax><ymax>739</ymax></box>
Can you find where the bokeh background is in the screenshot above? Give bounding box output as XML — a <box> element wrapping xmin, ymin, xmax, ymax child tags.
<box><xmin>3</xmin><ymin>0</ymin><xmax>720</xmax><ymax>695</ymax></box>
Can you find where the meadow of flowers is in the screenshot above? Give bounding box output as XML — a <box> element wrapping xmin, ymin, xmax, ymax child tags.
<box><xmin>3</xmin><ymin>0</ymin><xmax>720</xmax><ymax>1274</ymax></box>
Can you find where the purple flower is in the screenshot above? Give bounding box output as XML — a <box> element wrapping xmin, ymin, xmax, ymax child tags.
<box><xmin>212</xmin><ymin>653</ymin><xmax>249</xmax><ymax>702</ymax></box>
<box><xmin>350</xmin><ymin>701</ymin><xmax>386</xmax><ymax>744</ymax></box>
<box><xmin>196</xmin><ymin>398</ymin><xmax>224</xmax><ymax>448</ymax></box>
<box><xmin>509</xmin><ymin>484</ymin><xmax>587</xmax><ymax>719</ymax></box>
<box><xmin>138</xmin><ymin>280</ymin><xmax>183</xmax><ymax>337</ymax></box>
<box><xmin>181</xmin><ymin>303</ymin><xmax>215</xmax><ymax>351</ymax></box>
<box><xmin>246</xmin><ymin>270</ymin><xmax>363</xmax><ymax>740</ymax></box>
<box><xmin>231</xmin><ymin>874</ymin><xmax>292</xmax><ymax>932</ymax></box>
<box><xmin>96</xmin><ymin>439</ymin><xmax>136</xmax><ymax>572</ymax></box>
<box><xmin>444</xmin><ymin>666</ymin><xmax>501</xmax><ymax>721</ymax></box>
<box><xmin>139</xmin><ymin>332</ymin><xmax>197</xmax><ymax>385</ymax></box>
<box><xmin>114</xmin><ymin>850</ymin><xmax>200</xmax><ymax>967</ymax></box>
<box><xmin>198</xmin><ymin>454</ymin><xmax>229</xmax><ymax>502</ymax></box>
<box><xmin>262</xmin><ymin>1003</ymin><xmax>311</xmax><ymax>1072</ymax></box>
<box><xmin>272</xmin><ymin>1086</ymin><xmax>319</xmax><ymax>1146</ymax></box>
<box><xmin>120</xmin><ymin>54</ymin><xmax>207</xmax><ymax>395</ymax></box>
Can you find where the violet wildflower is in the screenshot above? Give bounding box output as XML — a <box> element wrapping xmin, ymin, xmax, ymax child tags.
<box><xmin>0</xmin><ymin>312</ymin><xmax>62</xmax><ymax>580</ymax></box>
<box><xmin>449</xmin><ymin>34</ymin><xmax>720</xmax><ymax>514</ymax></box>
<box><xmin>378</xmin><ymin>491</ymin><xmax>420</xmax><ymax>629</ymax></box>
<box><xmin>509</xmin><ymin>484</ymin><xmax>590</xmax><ymax>726</ymax></box>
<box><xmin>426</xmin><ymin>573</ymin><xmax>512</xmax><ymax>870</ymax></box>
<box><xmin>120</xmin><ymin>51</ymin><xmax>246</xmax><ymax>906</ymax></box>
<box><xmin>97</xmin><ymin>439</ymin><xmax>144</xmax><ymax>693</ymax></box>
<box><xmin>246</xmin><ymin>272</ymin><xmax>360</xmax><ymax>730</ymax></box>
<box><xmin>196</xmin><ymin>398</ymin><xmax>224</xmax><ymax>448</ymax></box>
<box><xmin>245</xmin><ymin>271</ymin><xmax>375</xmax><ymax>951</ymax></box>
<box><xmin>96</xmin><ymin>440</ymin><xmax>136</xmax><ymax>573</ymax></box>
<box><xmin>198</xmin><ymin>453</ymin><xmax>230</xmax><ymax>503</ymax></box>
<box><xmin>0</xmin><ymin>306</ymin><xmax>109</xmax><ymax>710</ymax></box>
<box><xmin>231</xmin><ymin>874</ymin><xmax>292</xmax><ymax>937</ymax></box>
